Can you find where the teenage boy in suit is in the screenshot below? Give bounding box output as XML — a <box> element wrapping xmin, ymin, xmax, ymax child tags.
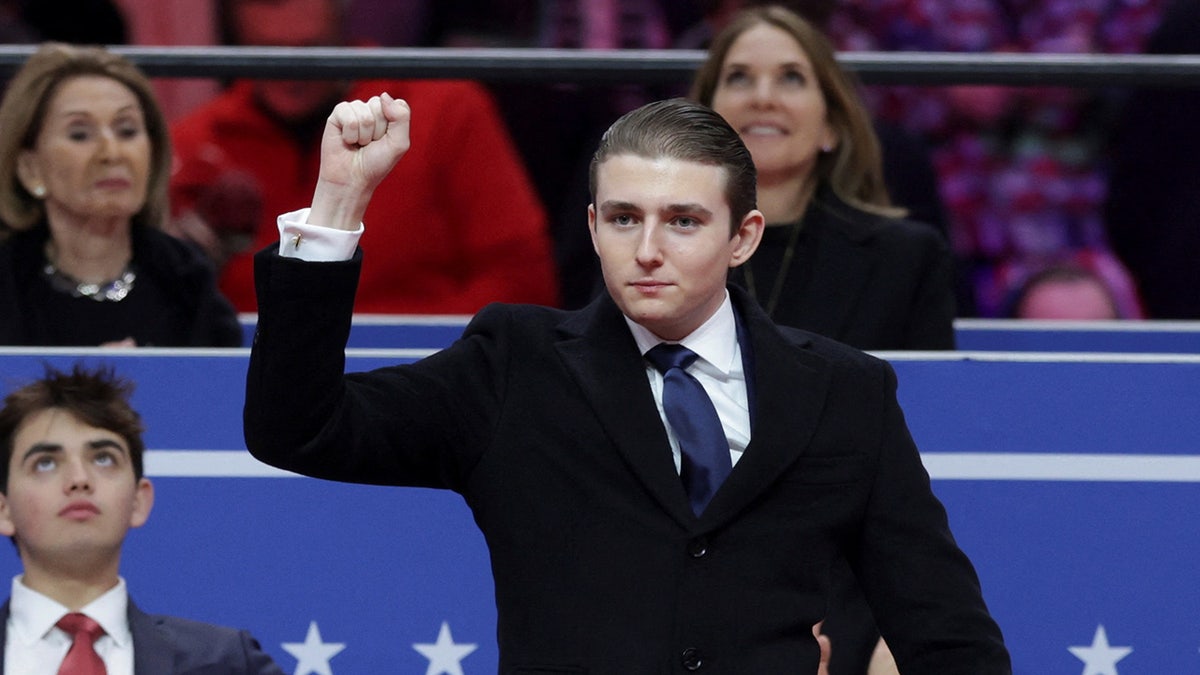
<box><xmin>0</xmin><ymin>365</ymin><xmax>282</xmax><ymax>674</ymax></box>
<box><xmin>244</xmin><ymin>93</ymin><xmax>1010</xmax><ymax>673</ymax></box>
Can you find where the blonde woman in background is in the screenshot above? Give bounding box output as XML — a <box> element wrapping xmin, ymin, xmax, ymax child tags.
<box><xmin>692</xmin><ymin>6</ymin><xmax>957</xmax><ymax>352</ymax></box>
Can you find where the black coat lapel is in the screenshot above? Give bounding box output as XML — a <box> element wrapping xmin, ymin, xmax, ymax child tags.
<box><xmin>554</xmin><ymin>295</ymin><xmax>697</xmax><ymax>528</ymax></box>
<box><xmin>702</xmin><ymin>288</ymin><xmax>833</xmax><ymax>527</ymax></box>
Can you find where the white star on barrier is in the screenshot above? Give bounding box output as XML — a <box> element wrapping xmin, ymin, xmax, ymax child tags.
<box><xmin>282</xmin><ymin>621</ymin><xmax>346</xmax><ymax>675</ymax></box>
<box><xmin>413</xmin><ymin>621</ymin><xmax>478</xmax><ymax>675</ymax></box>
<box><xmin>1068</xmin><ymin>625</ymin><xmax>1132</xmax><ymax>675</ymax></box>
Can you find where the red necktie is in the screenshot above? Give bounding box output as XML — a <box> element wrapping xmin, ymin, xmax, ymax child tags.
<box><xmin>56</xmin><ymin>613</ymin><xmax>107</xmax><ymax>675</ymax></box>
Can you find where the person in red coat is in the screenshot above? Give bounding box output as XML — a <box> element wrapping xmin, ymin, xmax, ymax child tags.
<box><xmin>169</xmin><ymin>0</ymin><xmax>559</xmax><ymax>313</ymax></box>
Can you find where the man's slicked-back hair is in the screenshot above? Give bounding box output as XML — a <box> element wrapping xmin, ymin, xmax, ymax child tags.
<box><xmin>0</xmin><ymin>364</ymin><xmax>145</xmax><ymax>492</ymax></box>
<box><xmin>588</xmin><ymin>98</ymin><xmax>757</xmax><ymax>234</ymax></box>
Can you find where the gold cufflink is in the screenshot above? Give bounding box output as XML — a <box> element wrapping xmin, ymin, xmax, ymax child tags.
<box><xmin>292</xmin><ymin>233</ymin><xmax>303</xmax><ymax>249</ymax></box>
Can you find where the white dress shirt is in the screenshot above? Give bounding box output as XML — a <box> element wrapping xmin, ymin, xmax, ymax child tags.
<box><xmin>626</xmin><ymin>292</ymin><xmax>753</xmax><ymax>474</ymax></box>
<box><xmin>277</xmin><ymin>208</ymin><xmax>361</xmax><ymax>262</ymax></box>
<box><xmin>5</xmin><ymin>575</ymin><xmax>135</xmax><ymax>675</ymax></box>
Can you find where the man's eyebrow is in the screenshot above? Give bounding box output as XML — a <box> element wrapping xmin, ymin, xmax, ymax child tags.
<box><xmin>663</xmin><ymin>203</ymin><xmax>714</xmax><ymax>218</ymax></box>
<box><xmin>597</xmin><ymin>200</ymin><xmax>640</xmax><ymax>213</ymax></box>
<box><xmin>19</xmin><ymin>438</ymin><xmax>128</xmax><ymax>463</ymax></box>
<box><xmin>87</xmin><ymin>439</ymin><xmax>128</xmax><ymax>456</ymax></box>
<box><xmin>597</xmin><ymin>201</ymin><xmax>715</xmax><ymax>220</ymax></box>
<box><xmin>20</xmin><ymin>442</ymin><xmax>62</xmax><ymax>463</ymax></box>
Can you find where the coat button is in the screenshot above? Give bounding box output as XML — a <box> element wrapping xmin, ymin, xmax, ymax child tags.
<box><xmin>681</xmin><ymin>647</ymin><xmax>703</xmax><ymax>670</ymax></box>
<box><xmin>688</xmin><ymin>537</ymin><xmax>708</xmax><ymax>558</ymax></box>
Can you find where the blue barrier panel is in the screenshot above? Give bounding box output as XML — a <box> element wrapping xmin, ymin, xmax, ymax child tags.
<box><xmin>240</xmin><ymin>315</ymin><xmax>1200</xmax><ymax>353</ymax></box>
<box><xmin>954</xmin><ymin>318</ymin><xmax>1200</xmax><ymax>353</ymax></box>
<box><xmin>1</xmin><ymin>348</ymin><xmax>1198</xmax><ymax>673</ymax></box>
<box><xmin>886</xmin><ymin>352</ymin><xmax>1200</xmax><ymax>674</ymax></box>
<box><xmin>239</xmin><ymin>314</ymin><xmax>470</xmax><ymax>351</ymax></box>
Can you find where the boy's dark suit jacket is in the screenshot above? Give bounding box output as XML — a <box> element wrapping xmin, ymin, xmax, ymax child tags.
<box><xmin>0</xmin><ymin>601</ymin><xmax>283</xmax><ymax>674</ymax></box>
<box><xmin>245</xmin><ymin>248</ymin><xmax>1010</xmax><ymax>674</ymax></box>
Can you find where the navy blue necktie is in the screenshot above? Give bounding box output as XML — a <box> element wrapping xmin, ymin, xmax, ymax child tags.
<box><xmin>645</xmin><ymin>343</ymin><xmax>732</xmax><ymax>515</ymax></box>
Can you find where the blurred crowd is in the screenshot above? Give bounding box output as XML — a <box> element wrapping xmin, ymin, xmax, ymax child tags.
<box><xmin>824</xmin><ymin>0</ymin><xmax>1168</xmax><ymax>317</ymax></box>
<box><xmin>2</xmin><ymin>0</ymin><xmax>1196</xmax><ymax>324</ymax></box>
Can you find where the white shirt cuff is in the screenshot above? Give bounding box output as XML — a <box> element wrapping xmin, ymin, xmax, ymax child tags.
<box><xmin>277</xmin><ymin>208</ymin><xmax>363</xmax><ymax>261</ymax></box>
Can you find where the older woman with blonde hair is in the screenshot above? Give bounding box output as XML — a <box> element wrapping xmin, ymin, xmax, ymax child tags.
<box><xmin>691</xmin><ymin>5</ymin><xmax>956</xmax><ymax>351</ymax></box>
<box><xmin>0</xmin><ymin>42</ymin><xmax>240</xmax><ymax>346</ymax></box>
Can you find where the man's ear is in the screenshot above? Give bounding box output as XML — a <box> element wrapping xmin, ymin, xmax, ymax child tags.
<box><xmin>729</xmin><ymin>209</ymin><xmax>765</xmax><ymax>268</ymax></box>
<box><xmin>129</xmin><ymin>478</ymin><xmax>154</xmax><ymax>529</ymax></box>
<box><xmin>588</xmin><ymin>203</ymin><xmax>600</xmax><ymax>255</ymax></box>
<box><xmin>0</xmin><ymin>491</ymin><xmax>15</xmax><ymax>538</ymax></box>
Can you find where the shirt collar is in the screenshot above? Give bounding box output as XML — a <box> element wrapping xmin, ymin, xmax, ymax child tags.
<box><xmin>625</xmin><ymin>290</ymin><xmax>740</xmax><ymax>375</ymax></box>
<box><xmin>9</xmin><ymin>575</ymin><xmax>131</xmax><ymax>647</ymax></box>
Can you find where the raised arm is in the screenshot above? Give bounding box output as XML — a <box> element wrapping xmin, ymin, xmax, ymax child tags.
<box><xmin>245</xmin><ymin>94</ymin><xmax>412</xmax><ymax>478</ymax></box>
<box><xmin>308</xmin><ymin>92</ymin><xmax>411</xmax><ymax>230</ymax></box>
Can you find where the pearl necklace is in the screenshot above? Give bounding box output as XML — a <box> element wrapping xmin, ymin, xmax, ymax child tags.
<box><xmin>42</xmin><ymin>260</ymin><xmax>137</xmax><ymax>302</ymax></box>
